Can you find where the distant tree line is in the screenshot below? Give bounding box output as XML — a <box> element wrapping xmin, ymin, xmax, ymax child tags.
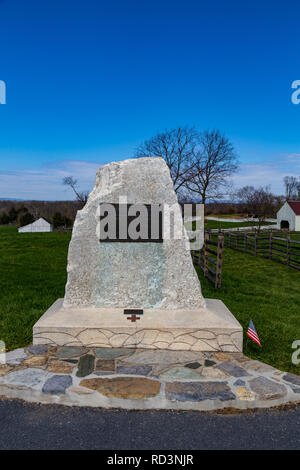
<box><xmin>0</xmin><ymin>200</ymin><xmax>80</xmax><ymax>228</ymax></box>
<box><xmin>1</xmin><ymin>127</ymin><xmax>298</xmax><ymax>229</ymax></box>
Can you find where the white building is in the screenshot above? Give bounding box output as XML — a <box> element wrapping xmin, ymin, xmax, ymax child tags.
<box><xmin>18</xmin><ymin>217</ymin><xmax>53</xmax><ymax>233</ymax></box>
<box><xmin>277</xmin><ymin>201</ymin><xmax>300</xmax><ymax>231</ymax></box>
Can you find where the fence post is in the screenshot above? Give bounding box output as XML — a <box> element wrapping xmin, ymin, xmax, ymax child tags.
<box><xmin>254</xmin><ymin>233</ymin><xmax>257</xmax><ymax>256</ymax></box>
<box><xmin>269</xmin><ymin>231</ymin><xmax>272</xmax><ymax>259</ymax></box>
<box><xmin>286</xmin><ymin>234</ymin><xmax>290</xmax><ymax>266</ymax></box>
<box><xmin>215</xmin><ymin>235</ymin><xmax>224</xmax><ymax>288</ymax></box>
<box><xmin>203</xmin><ymin>232</ymin><xmax>209</xmax><ymax>277</ymax></box>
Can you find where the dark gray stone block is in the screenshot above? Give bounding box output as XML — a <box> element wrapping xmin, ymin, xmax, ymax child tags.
<box><xmin>42</xmin><ymin>375</ymin><xmax>72</xmax><ymax>394</ymax></box>
<box><xmin>76</xmin><ymin>354</ymin><xmax>95</xmax><ymax>378</ymax></box>
<box><xmin>116</xmin><ymin>365</ymin><xmax>152</xmax><ymax>376</ymax></box>
<box><xmin>249</xmin><ymin>376</ymin><xmax>287</xmax><ymax>400</ymax></box>
<box><xmin>217</xmin><ymin>361</ymin><xmax>248</xmax><ymax>377</ymax></box>
<box><xmin>165</xmin><ymin>381</ymin><xmax>235</xmax><ymax>402</ymax></box>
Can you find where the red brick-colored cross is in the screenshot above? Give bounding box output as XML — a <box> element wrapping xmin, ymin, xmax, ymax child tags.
<box><xmin>127</xmin><ymin>314</ymin><xmax>141</xmax><ymax>323</ymax></box>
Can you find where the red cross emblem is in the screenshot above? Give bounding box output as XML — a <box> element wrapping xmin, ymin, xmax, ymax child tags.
<box><xmin>127</xmin><ymin>314</ymin><xmax>141</xmax><ymax>323</ymax></box>
<box><xmin>124</xmin><ymin>309</ymin><xmax>143</xmax><ymax>322</ymax></box>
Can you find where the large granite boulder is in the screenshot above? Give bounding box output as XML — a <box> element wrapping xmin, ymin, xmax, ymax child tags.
<box><xmin>64</xmin><ymin>157</ymin><xmax>205</xmax><ymax>310</ymax></box>
<box><xmin>33</xmin><ymin>157</ymin><xmax>242</xmax><ymax>352</ymax></box>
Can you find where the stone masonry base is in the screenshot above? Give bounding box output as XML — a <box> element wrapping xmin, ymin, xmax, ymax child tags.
<box><xmin>33</xmin><ymin>299</ymin><xmax>243</xmax><ymax>353</ymax></box>
<box><xmin>0</xmin><ymin>346</ymin><xmax>300</xmax><ymax>411</ymax></box>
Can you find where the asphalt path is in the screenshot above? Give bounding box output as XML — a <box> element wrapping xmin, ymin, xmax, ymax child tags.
<box><xmin>0</xmin><ymin>399</ymin><xmax>299</xmax><ymax>450</ymax></box>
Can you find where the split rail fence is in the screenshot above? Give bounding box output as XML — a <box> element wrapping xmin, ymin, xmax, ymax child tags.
<box><xmin>191</xmin><ymin>233</ymin><xmax>224</xmax><ymax>289</ymax></box>
<box><xmin>223</xmin><ymin>231</ymin><xmax>300</xmax><ymax>270</ymax></box>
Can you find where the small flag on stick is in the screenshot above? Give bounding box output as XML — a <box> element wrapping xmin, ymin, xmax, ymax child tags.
<box><xmin>247</xmin><ymin>320</ymin><xmax>261</xmax><ymax>347</ymax></box>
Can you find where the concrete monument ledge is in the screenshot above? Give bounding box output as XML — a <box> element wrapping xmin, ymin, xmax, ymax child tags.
<box><xmin>33</xmin><ymin>299</ymin><xmax>242</xmax><ymax>352</ymax></box>
<box><xmin>0</xmin><ymin>346</ymin><xmax>299</xmax><ymax>411</ymax></box>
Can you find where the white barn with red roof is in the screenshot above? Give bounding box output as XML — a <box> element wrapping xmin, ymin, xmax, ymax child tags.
<box><xmin>277</xmin><ymin>201</ymin><xmax>300</xmax><ymax>231</ymax></box>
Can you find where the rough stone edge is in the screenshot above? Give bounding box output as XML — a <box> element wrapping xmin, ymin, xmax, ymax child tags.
<box><xmin>0</xmin><ymin>382</ymin><xmax>300</xmax><ymax>412</ymax></box>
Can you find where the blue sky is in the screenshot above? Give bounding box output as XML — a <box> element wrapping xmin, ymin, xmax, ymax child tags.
<box><xmin>0</xmin><ymin>0</ymin><xmax>300</xmax><ymax>200</ymax></box>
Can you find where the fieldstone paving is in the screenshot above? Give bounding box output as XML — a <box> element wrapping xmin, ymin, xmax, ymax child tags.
<box><xmin>42</xmin><ymin>375</ymin><xmax>72</xmax><ymax>394</ymax></box>
<box><xmin>55</xmin><ymin>347</ymin><xmax>87</xmax><ymax>359</ymax></box>
<box><xmin>94</xmin><ymin>348</ymin><xmax>135</xmax><ymax>359</ymax></box>
<box><xmin>249</xmin><ymin>377</ymin><xmax>287</xmax><ymax>400</ymax></box>
<box><xmin>1</xmin><ymin>368</ymin><xmax>51</xmax><ymax>390</ymax></box>
<box><xmin>282</xmin><ymin>372</ymin><xmax>300</xmax><ymax>386</ymax></box>
<box><xmin>234</xmin><ymin>379</ymin><xmax>246</xmax><ymax>387</ymax></box>
<box><xmin>165</xmin><ymin>381</ymin><xmax>235</xmax><ymax>402</ymax></box>
<box><xmin>27</xmin><ymin>345</ymin><xmax>50</xmax><ymax>355</ymax></box>
<box><xmin>95</xmin><ymin>359</ymin><xmax>115</xmax><ymax>372</ymax></box>
<box><xmin>76</xmin><ymin>354</ymin><xmax>95</xmax><ymax>377</ymax></box>
<box><xmin>185</xmin><ymin>362</ymin><xmax>201</xmax><ymax>369</ymax></box>
<box><xmin>121</xmin><ymin>350</ymin><xmax>203</xmax><ymax>365</ymax></box>
<box><xmin>204</xmin><ymin>359</ymin><xmax>216</xmax><ymax>367</ymax></box>
<box><xmin>159</xmin><ymin>366</ymin><xmax>202</xmax><ymax>380</ymax></box>
<box><xmin>22</xmin><ymin>356</ymin><xmax>47</xmax><ymax>367</ymax></box>
<box><xmin>80</xmin><ymin>377</ymin><xmax>161</xmax><ymax>399</ymax></box>
<box><xmin>234</xmin><ymin>386</ymin><xmax>255</xmax><ymax>402</ymax></box>
<box><xmin>217</xmin><ymin>361</ymin><xmax>249</xmax><ymax>377</ymax></box>
<box><xmin>47</xmin><ymin>359</ymin><xmax>75</xmax><ymax>374</ymax></box>
<box><xmin>0</xmin><ymin>345</ymin><xmax>299</xmax><ymax>411</ymax></box>
<box><xmin>201</xmin><ymin>366</ymin><xmax>228</xmax><ymax>379</ymax></box>
<box><xmin>6</xmin><ymin>348</ymin><xmax>27</xmax><ymax>365</ymax></box>
<box><xmin>116</xmin><ymin>365</ymin><xmax>152</xmax><ymax>376</ymax></box>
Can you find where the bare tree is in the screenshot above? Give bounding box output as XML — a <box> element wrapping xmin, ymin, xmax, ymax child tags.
<box><xmin>135</xmin><ymin>127</ymin><xmax>198</xmax><ymax>194</ymax></box>
<box><xmin>184</xmin><ymin>130</ymin><xmax>238</xmax><ymax>204</ymax></box>
<box><xmin>283</xmin><ymin>176</ymin><xmax>300</xmax><ymax>200</ymax></box>
<box><xmin>62</xmin><ymin>176</ymin><xmax>89</xmax><ymax>207</ymax></box>
<box><xmin>235</xmin><ymin>185</ymin><xmax>276</xmax><ymax>232</ymax></box>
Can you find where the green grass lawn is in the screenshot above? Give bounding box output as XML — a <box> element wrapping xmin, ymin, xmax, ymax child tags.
<box><xmin>204</xmin><ymin>220</ymin><xmax>276</xmax><ymax>230</ymax></box>
<box><xmin>195</xmin><ymin>246</ymin><xmax>300</xmax><ymax>375</ymax></box>
<box><xmin>0</xmin><ymin>225</ymin><xmax>299</xmax><ymax>375</ymax></box>
<box><xmin>0</xmin><ymin>226</ymin><xmax>71</xmax><ymax>350</ymax></box>
<box><xmin>205</xmin><ymin>214</ymin><xmax>248</xmax><ymax>219</ymax></box>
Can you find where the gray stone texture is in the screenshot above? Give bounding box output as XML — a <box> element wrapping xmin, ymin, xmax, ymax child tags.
<box><xmin>94</xmin><ymin>348</ymin><xmax>135</xmax><ymax>359</ymax></box>
<box><xmin>6</xmin><ymin>348</ymin><xmax>27</xmax><ymax>365</ymax></box>
<box><xmin>116</xmin><ymin>365</ymin><xmax>152</xmax><ymax>376</ymax></box>
<box><xmin>27</xmin><ymin>345</ymin><xmax>49</xmax><ymax>355</ymax></box>
<box><xmin>165</xmin><ymin>381</ymin><xmax>235</xmax><ymax>402</ymax></box>
<box><xmin>159</xmin><ymin>367</ymin><xmax>202</xmax><ymax>381</ymax></box>
<box><xmin>282</xmin><ymin>373</ymin><xmax>300</xmax><ymax>387</ymax></box>
<box><xmin>1</xmin><ymin>368</ymin><xmax>51</xmax><ymax>390</ymax></box>
<box><xmin>63</xmin><ymin>157</ymin><xmax>205</xmax><ymax>310</ymax></box>
<box><xmin>56</xmin><ymin>347</ymin><xmax>87</xmax><ymax>359</ymax></box>
<box><xmin>42</xmin><ymin>375</ymin><xmax>72</xmax><ymax>394</ymax></box>
<box><xmin>122</xmin><ymin>350</ymin><xmax>203</xmax><ymax>365</ymax></box>
<box><xmin>249</xmin><ymin>377</ymin><xmax>287</xmax><ymax>400</ymax></box>
<box><xmin>234</xmin><ymin>379</ymin><xmax>246</xmax><ymax>387</ymax></box>
<box><xmin>217</xmin><ymin>361</ymin><xmax>248</xmax><ymax>377</ymax></box>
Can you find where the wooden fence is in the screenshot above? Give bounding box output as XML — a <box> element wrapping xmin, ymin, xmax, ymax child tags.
<box><xmin>224</xmin><ymin>231</ymin><xmax>300</xmax><ymax>270</ymax></box>
<box><xmin>192</xmin><ymin>233</ymin><xmax>224</xmax><ymax>288</ymax></box>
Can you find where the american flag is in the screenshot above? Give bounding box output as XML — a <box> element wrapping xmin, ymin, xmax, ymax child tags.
<box><xmin>247</xmin><ymin>320</ymin><xmax>261</xmax><ymax>347</ymax></box>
